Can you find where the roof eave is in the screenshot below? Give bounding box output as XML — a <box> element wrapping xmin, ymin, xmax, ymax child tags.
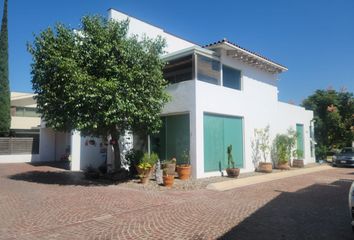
<box><xmin>161</xmin><ymin>46</ymin><xmax>219</xmax><ymax>62</ymax></box>
<box><xmin>206</xmin><ymin>41</ymin><xmax>288</xmax><ymax>74</ymax></box>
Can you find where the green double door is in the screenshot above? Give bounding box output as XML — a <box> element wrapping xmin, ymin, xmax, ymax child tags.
<box><xmin>203</xmin><ymin>113</ymin><xmax>244</xmax><ymax>172</ymax></box>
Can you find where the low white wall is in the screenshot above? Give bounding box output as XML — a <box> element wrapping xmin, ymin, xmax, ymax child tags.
<box><xmin>0</xmin><ymin>154</ymin><xmax>40</xmax><ymax>163</ymax></box>
<box><xmin>79</xmin><ymin>136</ymin><xmax>107</xmax><ymax>170</ymax></box>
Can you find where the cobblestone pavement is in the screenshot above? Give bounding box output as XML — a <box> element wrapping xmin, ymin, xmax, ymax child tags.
<box><xmin>0</xmin><ymin>163</ymin><xmax>353</xmax><ymax>240</ymax></box>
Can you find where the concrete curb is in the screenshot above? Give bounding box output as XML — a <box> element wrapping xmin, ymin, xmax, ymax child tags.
<box><xmin>206</xmin><ymin>165</ymin><xmax>332</xmax><ymax>191</ymax></box>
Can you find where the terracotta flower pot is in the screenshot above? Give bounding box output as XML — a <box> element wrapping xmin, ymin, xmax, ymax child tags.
<box><xmin>277</xmin><ymin>162</ymin><xmax>290</xmax><ymax>170</ymax></box>
<box><xmin>163</xmin><ymin>175</ymin><xmax>175</xmax><ymax>187</ymax></box>
<box><xmin>177</xmin><ymin>165</ymin><xmax>191</xmax><ymax>180</ymax></box>
<box><xmin>226</xmin><ymin>168</ymin><xmax>240</xmax><ymax>178</ymax></box>
<box><xmin>140</xmin><ymin>175</ymin><xmax>150</xmax><ymax>184</ymax></box>
<box><xmin>292</xmin><ymin>159</ymin><xmax>304</xmax><ymax>168</ymax></box>
<box><xmin>136</xmin><ymin>166</ymin><xmax>154</xmax><ymax>184</ymax></box>
<box><xmin>258</xmin><ymin>162</ymin><xmax>273</xmax><ymax>173</ymax></box>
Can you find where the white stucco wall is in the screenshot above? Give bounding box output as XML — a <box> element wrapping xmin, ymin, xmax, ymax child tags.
<box><xmin>79</xmin><ymin>136</ymin><xmax>107</xmax><ymax>170</ymax></box>
<box><xmin>108</xmin><ymin>9</ymin><xmax>195</xmax><ymax>54</ymax></box>
<box><xmin>276</xmin><ymin>102</ymin><xmax>314</xmax><ymax>165</ymax></box>
<box><xmin>54</xmin><ymin>132</ymin><xmax>71</xmax><ymax>161</ymax></box>
<box><xmin>39</xmin><ymin>127</ymin><xmax>56</xmax><ymax>162</ymax></box>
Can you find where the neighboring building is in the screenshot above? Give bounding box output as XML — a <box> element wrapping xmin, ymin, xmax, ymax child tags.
<box><xmin>39</xmin><ymin>9</ymin><xmax>316</xmax><ymax>178</ymax></box>
<box><xmin>10</xmin><ymin>92</ymin><xmax>40</xmax><ymax>135</ymax></box>
<box><xmin>0</xmin><ymin>92</ymin><xmax>40</xmax><ymax>163</ymax></box>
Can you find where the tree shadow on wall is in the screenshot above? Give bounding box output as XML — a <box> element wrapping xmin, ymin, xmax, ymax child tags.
<box><xmin>219</xmin><ymin>179</ymin><xmax>354</xmax><ymax>240</ymax></box>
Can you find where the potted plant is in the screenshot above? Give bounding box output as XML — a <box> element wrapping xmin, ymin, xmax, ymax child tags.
<box><xmin>274</xmin><ymin>134</ymin><xmax>291</xmax><ymax>170</ymax></box>
<box><xmin>136</xmin><ymin>152</ymin><xmax>158</xmax><ymax>184</ymax></box>
<box><xmin>226</xmin><ymin>144</ymin><xmax>240</xmax><ymax>178</ymax></box>
<box><xmin>162</xmin><ymin>168</ymin><xmax>175</xmax><ymax>187</ymax></box>
<box><xmin>177</xmin><ymin>150</ymin><xmax>191</xmax><ymax>180</ymax></box>
<box><xmin>125</xmin><ymin>149</ymin><xmax>144</xmax><ymax>176</ymax></box>
<box><xmin>292</xmin><ymin>149</ymin><xmax>304</xmax><ymax>168</ymax></box>
<box><xmin>255</xmin><ymin>126</ymin><xmax>273</xmax><ymax>173</ymax></box>
<box><xmin>161</xmin><ymin>158</ymin><xmax>176</xmax><ymax>176</ymax></box>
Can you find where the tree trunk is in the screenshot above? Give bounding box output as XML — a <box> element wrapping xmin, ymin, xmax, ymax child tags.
<box><xmin>111</xmin><ymin>131</ymin><xmax>122</xmax><ymax>171</ymax></box>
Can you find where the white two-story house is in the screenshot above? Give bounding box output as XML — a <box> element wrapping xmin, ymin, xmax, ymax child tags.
<box><xmin>39</xmin><ymin>9</ymin><xmax>315</xmax><ymax>178</ymax></box>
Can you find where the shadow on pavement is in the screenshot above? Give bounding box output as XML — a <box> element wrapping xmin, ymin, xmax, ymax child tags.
<box><xmin>8</xmin><ymin>170</ymin><xmax>126</xmax><ymax>186</ymax></box>
<box><xmin>28</xmin><ymin>161</ymin><xmax>71</xmax><ymax>170</ymax></box>
<box><xmin>219</xmin><ymin>179</ymin><xmax>354</xmax><ymax>240</ymax></box>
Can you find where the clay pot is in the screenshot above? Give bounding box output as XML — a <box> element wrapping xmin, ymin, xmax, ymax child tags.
<box><xmin>226</xmin><ymin>168</ymin><xmax>240</xmax><ymax>178</ymax></box>
<box><xmin>277</xmin><ymin>162</ymin><xmax>290</xmax><ymax>170</ymax></box>
<box><xmin>163</xmin><ymin>175</ymin><xmax>175</xmax><ymax>187</ymax></box>
<box><xmin>177</xmin><ymin>165</ymin><xmax>191</xmax><ymax>180</ymax></box>
<box><xmin>136</xmin><ymin>166</ymin><xmax>154</xmax><ymax>184</ymax></box>
<box><xmin>258</xmin><ymin>162</ymin><xmax>273</xmax><ymax>173</ymax></box>
<box><xmin>140</xmin><ymin>175</ymin><xmax>150</xmax><ymax>184</ymax></box>
<box><xmin>292</xmin><ymin>159</ymin><xmax>304</xmax><ymax>168</ymax></box>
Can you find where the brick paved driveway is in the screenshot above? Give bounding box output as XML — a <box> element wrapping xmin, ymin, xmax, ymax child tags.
<box><xmin>0</xmin><ymin>163</ymin><xmax>353</xmax><ymax>240</ymax></box>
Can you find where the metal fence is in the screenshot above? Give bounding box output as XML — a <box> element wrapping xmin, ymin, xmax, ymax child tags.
<box><xmin>0</xmin><ymin>137</ymin><xmax>39</xmax><ymax>155</ymax></box>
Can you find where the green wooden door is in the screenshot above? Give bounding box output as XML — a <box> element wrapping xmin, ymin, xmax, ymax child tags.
<box><xmin>204</xmin><ymin>114</ymin><xmax>224</xmax><ymax>172</ymax></box>
<box><xmin>204</xmin><ymin>114</ymin><xmax>243</xmax><ymax>172</ymax></box>
<box><xmin>296</xmin><ymin>124</ymin><xmax>304</xmax><ymax>157</ymax></box>
<box><xmin>223</xmin><ymin>116</ymin><xmax>244</xmax><ymax>168</ymax></box>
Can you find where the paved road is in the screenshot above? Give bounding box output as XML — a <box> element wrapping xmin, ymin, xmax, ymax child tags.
<box><xmin>0</xmin><ymin>163</ymin><xmax>353</xmax><ymax>240</ymax></box>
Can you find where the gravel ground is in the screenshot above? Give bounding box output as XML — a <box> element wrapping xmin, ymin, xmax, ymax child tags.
<box><xmin>119</xmin><ymin>162</ymin><xmax>326</xmax><ymax>191</ymax></box>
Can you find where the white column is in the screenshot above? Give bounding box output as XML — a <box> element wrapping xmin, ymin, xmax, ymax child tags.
<box><xmin>71</xmin><ymin>131</ymin><xmax>81</xmax><ymax>171</ymax></box>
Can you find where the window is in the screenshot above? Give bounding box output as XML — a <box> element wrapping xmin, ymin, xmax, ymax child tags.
<box><xmin>163</xmin><ymin>55</ymin><xmax>193</xmax><ymax>84</ymax></box>
<box><xmin>222</xmin><ymin>65</ymin><xmax>241</xmax><ymax>90</ymax></box>
<box><xmin>197</xmin><ymin>54</ymin><xmax>220</xmax><ymax>85</ymax></box>
<box><xmin>309</xmin><ymin>125</ymin><xmax>314</xmax><ymax>138</ymax></box>
<box><xmin>13</xmin><ymin>107</ymin><xmax>40</xmax><ymax>117</ymax></box>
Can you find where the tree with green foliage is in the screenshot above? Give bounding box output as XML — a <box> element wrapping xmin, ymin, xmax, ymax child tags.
<box><xmin>0</xmin><ymin>0</ymin><xmax>10</xmax><ymax>135</ymax></box>
<box><xmin>28</xmin><ymin>16</ymin><xmax>169</xmax><ymax>170</ymax></box>
<box><xmin>302</xmin><ymin>89</ymin><xmax>354</xmax><ymax>159</ymax></box>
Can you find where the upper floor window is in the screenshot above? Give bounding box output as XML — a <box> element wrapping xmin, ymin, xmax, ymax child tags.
<box><xmin>222</xmin><ymin>65</ymin><xmax>241</xmax><ymax>90</ymax></box>
<box><xmin>163</xmin><ymin>55</ymin><xmax>193</xmax><ymax>84</ymax></box>
<box><xmin>197</xmin><ymin>54</ymin><xmax>220</xmax><ymax>85</ymax></box>
<box><xmin>12</xmin><ymin>107</ymin><xmax>40</xmax><ymax>117</ymax></box>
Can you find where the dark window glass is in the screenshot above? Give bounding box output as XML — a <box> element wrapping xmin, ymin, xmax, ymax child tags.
<box><xmin>163</xmin><ymin>55</ymin><xmax>193</xmax><ymax>84</ymax></box>
<box><xmin>222</xmin><ymin>65</ymin><xmax>241</xmax><ymax>90</ymax></box>
<box><xmin>197</xmin><ymin>55</ymin><xmax>220</xmax><ymax>85</ymax></box>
